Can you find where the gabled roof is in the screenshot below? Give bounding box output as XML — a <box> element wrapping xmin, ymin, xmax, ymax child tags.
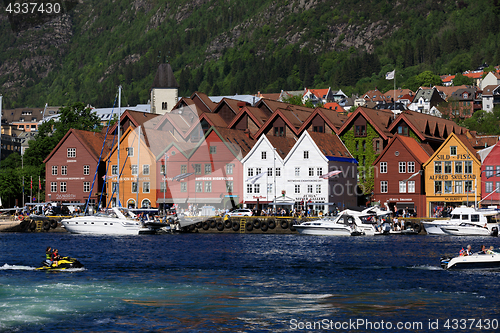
<box><xmin>191</xmin><ymin>91</ymin><xmax>218</xmax><ymax>111</ymax></box>
<box><xmin>434</xmin><ymin>85</ymin><xmax>469</xmax><ymax>100</ymax></box>
<box><xmin>297</xmin><ymin>107</ymin><xmax>348</xmax><ymax>134</ymax></box>
<box><xmin>363</xmin><ymin>88</ymin><xmax>387</xmax><ymax>102</ymax></box>
<box><xmin>256</xmin><ymin>98</ymin><xmax>292</xmax><ymax>113</ymax></box>
<box><xmin>483</xmin><ymin>140</ymin><xmax>500</xmax><ymax>165</ymax></box>
<box><xmin>384</xmin><ymin>89</ymin><xmax>414</xmax><ymax>101</ymax></box>
<box><xmin>227</xmin><ymin>105</ymin><xmax>268</xmax><ymax>130</ymax></box>
<box><xmin>308</xmin><ymin>131</ymin><xmax>353</xmax><ymax>159</ymax></box>
<box><xmin>43</xmin><ymin>128</ymin><xmax>115</xmax><ymax>164</ymax></box>
<box><xmin>212</xmin><ymin>98</ymin><xmax>245</xmax><ymax>115</ymax></box>
<box><xmin>373</xmin><ymin>134</ymin><xmax>433</xmax><ymax>166</ymax></box>
<box><xmin>322</xmin><ymin>102</ymin><xmax>344</xmax><ymax>112</ymax></box>
<box><xmin>423</xmin><ymin>132</ymin><xmax>480</xmax><ymax>167</ymax></box>
<box><xmin>338</xmin><ymin>107</ymin><xmax>394</xmax><ymax>140</ymax></box>
<box><xmin>481</xmin><ymin>85</ymin><xmax>500</xmax><ymax>96</ymax></box>
<box><xmin>303</xmin><ymin>88</ymin><xmax>331</xmax><ymax>100</ymax></box>
<box><xmin>108</xmin><ymin>109</ymin><xmax>159</xmax><ymax>134</ymax></box>
<box><xmin>264</xmin><ymin>134</ymin><xmax>297</xmax><ymax>160</ymax></box>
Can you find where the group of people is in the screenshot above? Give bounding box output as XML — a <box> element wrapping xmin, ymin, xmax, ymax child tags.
<box><xmin>45</xmin><ymin>246</ymin><xmax>61</xmax><ymax>267</ymax></box>
<box><xmin>459</xmin><ymin>244</ymin><xmax>497</xmax><ymax>256</ymax></box>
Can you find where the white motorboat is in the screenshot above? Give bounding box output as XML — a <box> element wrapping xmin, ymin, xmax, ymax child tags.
<box><xmin>423</xmin><ymin>206</ymin><xmax>500</xmax><ymax>235</ymax></box>
<box><xmin>295</xmin><ymin>207</ymin><xmax>390</xmax><ymax>236</ymax></box>
<box><xmin>441</xmin><ymin>250</ymin><xmax>500</xmax><ymax>270</ymax></box>
<box><xmin>440</xmin><ymin>223</ymin><xmax>498</xmax><ymax>236</ymax></box>
<box><xmin>61</xmin><ymin>207</ymin><xmax>154</xmax><ymax>235</ymax></box>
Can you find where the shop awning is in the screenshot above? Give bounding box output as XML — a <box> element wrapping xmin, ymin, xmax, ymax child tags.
<box><xmin>186</xmin><ymin>198</ymin><xmax>223</xmax><ymax>204</ymax></box>
<box><xmin>156</xmin><ymin>198</ymin><xmax>187</xmax><ymax>204</ymax></box>
<box><xmin>396</xmin><ymin>202</ymin><xmax>414</xmax><ymax>209</ymax></box>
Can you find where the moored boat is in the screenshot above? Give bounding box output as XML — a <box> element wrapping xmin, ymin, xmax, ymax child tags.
<box><xmin>423</xmin><ymin>206</ymin><xmax>500</xmax><ymax>235</ymax></box>
<box><xmin>440</xmin><ymin>250</ymin><xmax>500</xmax><ymax>270</ymax></box>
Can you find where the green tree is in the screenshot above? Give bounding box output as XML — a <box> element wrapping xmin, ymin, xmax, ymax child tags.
<box><xmin>403</xmin><ymin>71</ymin><xmax>443</xmax><ymax>91</ymax></box>
<box><xmin>460</xmin><ymin>107</ymin><xmax>500</xmax><ymax>135</ymax></box>
<box><xmin>452</xmin><ymin>73</ymin><xmax>473</xmax><ymax>86</ymax></box>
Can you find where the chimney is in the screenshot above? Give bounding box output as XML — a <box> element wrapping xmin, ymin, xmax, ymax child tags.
<box><xmin>237</xmin><ymin>101</ymin><xmax>246</xmax><ymax>111</ymax></box>
<box><xmin>244</xmin><ymin>128</ymin><xmax>252</xmax><ymax>139</ymax></box>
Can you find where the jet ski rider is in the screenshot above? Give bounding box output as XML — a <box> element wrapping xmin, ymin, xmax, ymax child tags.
<box><xmin>45</xmin><ymin>246</ymin><xmax>53</xmax><ymax>266</ymax></box>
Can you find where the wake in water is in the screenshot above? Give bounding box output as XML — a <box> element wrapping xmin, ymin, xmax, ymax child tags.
<box><xmin>409</xmin><ymin>265</ymin><xmax>443</xmax><ymax>271</ymax></box>
<box><xmin>0</xmin><ymin>263</ymin><xmax>85</xmax><ymax>272</ymax></box>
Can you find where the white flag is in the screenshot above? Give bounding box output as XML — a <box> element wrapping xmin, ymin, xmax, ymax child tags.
<box><xmin>246</xmin><ymin>172</ymin><xmax>267</xmax><ymax>184</ymax></box>
<box><xmin>385</xmin><ymin>70</ymin><xmax>395</xmax><ymax>80</ymax></box>
<box><xmin>319</xmin><ymin>170</ymin><xmax>342</xmax><ymax>179</ymax></box>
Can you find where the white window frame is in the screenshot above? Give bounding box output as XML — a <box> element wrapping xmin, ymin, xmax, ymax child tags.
<box><xmin>50</xmin><ymin>182</ymin><xmax>57</xmax><ymax>192</ymax></box>
<box><xmin>83</xmin><ymin>165</ymin><xmax>90</xmax><ymax>175</ymax></box>
<box><xmin>381</xmin><ymin>181</ymin><xmax>388</xmax><ymax>193</ymax></box>
<box><xmin>61</xmin><ymin>165</ymin><xmax>67</xmax><ymax>175</ymax></box>
<box><xmin>407</xmin><ymin>162</ymin><xmax>415</xmax><ymax>174</ymax></box>
<box><xmin>380</xmin><ymin>162</ymin><xmax>387</xmax><ymax>173</ymax></box>
<box><xmin>248</xmin><ymin>168</ymin><xmax>254</xmax><ymax>177</ymax></box>
<box><xmin>399</xmin><ymin>162</ymin><xmax>406</xmax><ymax>173</ymax></box>
<box><xmin>131</xmin><ymin>164</ymin><xmax>138</xmax><ymax>176</ymax></box>
<box><xmin>304</xmin><ymin>151</ymin><xmax>309</xmax><ymax>159</ymax></box>
<box><xmin>295</xmin><ymin>167</ymin><xmax>300</xmax><ymax>177</ymax></box>
<box><xmin>294</xmin><ymin>184</ymin><xmax>300</xmax><ymax>193</ymax></box>
<box><xmin>261</xmin><ymin>151</ymin><xmax>267</xmax><ymax>159</ymax></box>
<box><xmin>399</xmin><ymin>181</ymin><xmax>406</xmax><ymax>193</ymax></box>
<box><xmin>143</xmin><ymin>165</ymin><xmax>150</xmax><ymax>175</ymax></box>
<box><xmin>52</xmin><ymin>165</ymin><xmax>57</xmax><ymax>176</ymax></box>
<box><xmin>142</xmin><ymin>182</ymin><xmax>150</xmax><ymax>193</ymax></box>
<box><xmin>407</xmin><ymin>181</ymin><xmax>415</xmax><ymax>193</ymax></box>
<box><xmin>67</xmin><ymin>148</ymin><xmax>76</xmax><ymax>158</ymax></box>
<box><xmin>60</xmin><ymin>182</ymin><xmax>67</xmax><ymax>193</ymax></box>
<box><xmin>83</xmin><ymin>181</ymin><xmax>90</xmax><ymax>192</ymax></box>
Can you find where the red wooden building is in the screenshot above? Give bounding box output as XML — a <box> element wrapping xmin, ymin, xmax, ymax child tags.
<box><xmin>481</xmin><ymin>141</ymin><xmax>500</xmax><ymax>206</ymax></box>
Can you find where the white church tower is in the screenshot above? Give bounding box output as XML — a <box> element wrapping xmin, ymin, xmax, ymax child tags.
<box><xmin>150</xmin><ymin>63</ymin><xmax>179</xmax><ymax>114</ymax></box>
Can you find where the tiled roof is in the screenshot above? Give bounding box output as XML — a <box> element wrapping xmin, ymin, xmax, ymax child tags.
<box><xmin>308</xmin><ymin>131</ymin><xmax>352</xmax><ymax>158</ymax></box>
<box><xmin>213</xmin><ymin>126</ymin><xmax>257</xmax><ymax>158</ymax></box>
<box><xmin>397</xmin><ymin>135</ymin><xmax>433</xmax><ymax>164</ymax></box>
<box><xmin>384</xmin><ymin>89</ymin><xmax>414</xmax><ymax>100</ymax></box>
<box><xmin>340</xmin><ymin>107</ymin><xmax>394</xmax><ymax>139</ymax></box>
<box><xmin>323</xmin><ymin>102</ymin><xmax>344</xmax><ymax>112</ymax></box>
<box><xmin>434</xmin><ymin>85</ymin><xmax>470</xmax><ymax>100</ymax></box>
<box><xmin>265</xmin><ymin>134</ymin><xmax>297</xmax><ymax>159</ymax></box>
<box><xmin>482</xmin><ymin>85</ymin><xmax>500</xmax><ymax>96</ymax></box>
<box><xmin>304</xmin><ymin>88</ymin><xmax>330</xmax><ymax>99</ymax></box>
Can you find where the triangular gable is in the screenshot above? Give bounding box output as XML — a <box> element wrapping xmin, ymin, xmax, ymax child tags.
<box><xmin>373</xmin><ymin>135</ymin><xmax>431</xmax><ymax>166</ymax></box>
<box><xmin>227</xmin><ymin>105</ymin><xmax>264</xmax><ymax>131</ymax></box>
<box><xmin>423</xmin><ymin>132</ymin><xmax>480</xmax><ymax>168</ymax></box>
<box><xmin>241</xmin><ymin>134</ymin><xmax>284</xmax><ymax>165</ymax></box>
<box><xmin>284</xmin><ymin>131</ymin><xmax>328</xmax><ymax>164</ymax></box>
<box><xmin>297</xmin><ymin>109</ymin><xmax>340</xmax><ymax>135</ymax></box>
<box><xmin>387</xmin><ymin>114</ymin><xmax>426</xmax><ymax>141</ymax></box>
<box><xmin>43</xmin><ymin>129</ymin><xmax>106</xmax><ymax>164</ymax></box>
<box><xmin>338</xmin><ymin>107</ymin><xmax>390</xmax><ymax>140</ymax></box>
<box><xmin>183</xmin><ymin>126</ymin><xmax>245</xmax><ymax>161</ymax></box>
<box><xmin>253</xmin><ymin>109</ymin><xmax>300</xmax><ymax>139</ymax></box>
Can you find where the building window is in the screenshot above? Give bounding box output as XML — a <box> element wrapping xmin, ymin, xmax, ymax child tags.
<box><xmin>261</xmin><ymin>151</ymin><xmax>266</xmax><ymax>159</ymax></box>
<box><xmin>380</xmin><ymin>162</ymin><xmax>387</xmax><ymax>173</ymax></box>
<box><xmin>131</xmin><ymin>165</ymin><xmax>138</xmax><ymax>175</ymax></box>
<box><xmin>486</xmin><ymin>166</ymin><xmax>494</xmax><ymax>178</ymax></box>
<box><xmin>247</xmin><ymin>183</ymin><xmax>253</xmax><ymax>194</ymax></box>
<box><xmin>434</xmin><ymin>162</ymin><xmax>442</xmax><ymax>174</ymax></box>
<box><xmin>253</xmin><ymin>184</ymin><xmax>260</xmax><ymax>193</ymax></box>
<box><xmin>381</xmin><ymin>181</ymin><xmax>388</xmax><ymax>193</ymax></box>
<box><xmin>399</xmin><ymin>181</ymin><xmax>406</xmax><ymax>193</ymax></box>
<box><xmin>295</xmin><ymin>167</ymin><xmax>300</xmax><ymax>177</ymax></box>
<box><xmin>408</xmin><ymin>162</ymin><xmax>415</xmax><ymax>174</ymax></box>
<box><xmin>399</xmin><ymin>162</ymin><xmax>406</xmax><ymax>173</ymax></box>
<box><xmin>304</xmin><ymin>151</ymin><xmax>309</xmax><ymax>159</ymax></box>
<box><xmin>276</xmin><ymin>168</ymin><xmax>281</xmax><ymax>177</ymax></box>
<box><xmin>60</xmin><ymin>182</ymin><xmax>67</xmax><ymax>192</ymax></box>
<box><xmin>67</xmin><ymin>148</ymin><xmax>76</xmax><ymax>158</ymax></box>
<box><xmin>210</xmin><ymin>146</ymin><xmax>217</xmax><ymax>154</ymax></box>
<box><xmin>205</xmin><ymin>181</ymin><xmax>212</xmax><ymax>192</ymax></box>
<box><xmin>112</xmin><ymin>182</ymin><xmax>118</xmax><ymax>192</ymax></box>
<box><xmin>309</xmin><ymin>167</ymin><xmax>314</xmax><ymax>176</ymax></box>
<box><xmin>295</xmin><ymin>185</ymin><xmax>300</xmax><ymax>193</ymax></box>
<box><xmin>248</xmin><ymin>168</ymin><xmax>254</xmax><ymax>177</ymax></box>
<box><xmin>256</xmin><ymin>168</ymin><xmax>261</xmax><ymax>175</ymax></box>
<box><xmin>444</xmin><ymin>180</ymin><xmax>453</xmax><ymax>193</ymax></box>
<box><xmin>496</xmin><ymin>182</ymin><xmax>500</xmax><ymax>193</ymax></box>
<box><xmin>194</xmin><ymin>164</ymin><xmax>201</xmax><ymax>175</ymax></box>
<box><xmin>316</xmin><ymin>167</ymin><xmax>323</xmax><ymax>176</ymax></box>
<box><xmin>455</xmin><ymin>162</ymin><xmax>462</xmax><ymax>174</ymax></box>
<box><xmin>143</xmin><ymin>182</ymin><xmax>150</xmax><ymax>193</ymax></box>
<box><xmin>465</xmin><ymin>180</ymin><xmax>473</xmax><ymax>192</ymax></box>
<box><xmin>444</xmin><ymin>161</ymin><xmax>452</xmax><ymax>174</ymax></box>
<box><xmin>496</xmin><ymin>166</ymin><xmax>500</xmax><ymax>178</ymax></box>
<box><xmin>455</xmin><ymin>181</ymin><xmax>463</xmax><ymax>194</ymax></box>
<box><xmin>160</xmin><ymin>182</ymin><xmax>167</xmax><ymax>193</ymax></box>
<box><xmin>126</xmin><ymin>147</ymin><xmax>134</xmax><ymax>157</ymax></box>
<box><xmin>204</xmin><ymin>164</ymin><xmax>212</xmax><ymax>175</ymax></box>
<box><xmin>226</xmin><ymin>181</ymin><xmax>233</xmax><ymax>193</ymax></box>
<box><xmin>195</xmin><ymin>181</ymin><xmax>203</xmax><ymax>192</ymax></box>
<box><xmin>162</xmin><ymin>102</ymin><xmax>168</xmax><ymax>110</ymax></box>
<box><xmin>434</xmin><ymin>181</ymin><xmax>442</xmax><ymax>194</ymax></box>
<box><xmin>316</xmin><ymin>184</ymin><xmax>321</xmax><ymax>193</ymax></box>
<box><xmin>112</xmin><ymin>165</ymin><xmax>118</xmax><ymax>175</ymax></box>
<box><xmin>50</xmin><ymin>182</ymin><xmax>57</xmax><ymax>192</ymax></box>
<box><xmin>83</xmin><ymin>165</ymin><xmax>90</xmax><ymax>175</ymax></box>
<box><xmin>52</xmin><ymin>166</ymin><xmax>57</xmax><ymax>176</ymax></box>
<box><xmin>267</xmin><ymin>183</ymin><xmax>273</xmax><ymax>193</ymax></box>
<box><xmin>226</xmin><ymin>164</ymin><xmax>234</xmax><ymax>174</ymax></box>
<box><xmin>450</xmin><ymin>146</ymin><xmax>457</xmax><ymax>156</ymax></box>
<box><xmin>486</xmin><ymin>182</ymin><xmax>494</xmax><ymax>193</ymax></box>
<box><xmin>180</xmin><ymin>165</ymin><xmax>187</xmax><ymax>174</ymax></box>
<box><xmin>355</xmin><ymin>125</ymin><xmax>366</xmax><ymax>137</ymax></box>
<box><xmin>143</xmin><ymin>165</ymin><xmax>150</xmax><ymax>175</ymax></box>
<box><xmin>408</xmin><ymin>181</ymin><xmax>415</xmax><ymax>193</ymax></box>
<box><xmin>181</xmin><ymin>182</ymin><xmax>187</xmax><ymax>192</ymax></box>
<box><xmin>267</xmin><ymin>167</ymin><xmax>273</xmax><ymax>177</ymax></box>
<box><xmin>307</xmin><ymin>185</ymin><xmax>313</xmax><ymax>193</ymax></box>
<box><xmin>59</xmin><ymin>166</ymin><xmax>66</xmax><ymax>175</ymax></box>
<box><xmin>464</xmin><ymin>161</ymin><xmax>472</xmax><ymax>174</ymax></box>
<box><xmin>132</xmin><ymin>182</ymin><xmax>138</xmax><ymax>193</ymax></box>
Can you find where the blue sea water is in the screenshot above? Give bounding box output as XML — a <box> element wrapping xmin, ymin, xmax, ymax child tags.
<box><xmin>1</xmin><ymin>232</ymin><xmax>500</xmax><ymax>332</ymax></box>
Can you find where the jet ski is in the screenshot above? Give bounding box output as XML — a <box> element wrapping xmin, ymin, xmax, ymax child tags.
<box><xmin>36</xmin><ymin>257</ymin><xmax>84</xmax><ymax>271</ymax></box>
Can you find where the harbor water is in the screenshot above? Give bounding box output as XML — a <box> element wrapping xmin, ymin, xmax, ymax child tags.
<box><xmin>1</xmin><ymin>233</ymin><xmax>500</xmax><ymax>332</ymax></box>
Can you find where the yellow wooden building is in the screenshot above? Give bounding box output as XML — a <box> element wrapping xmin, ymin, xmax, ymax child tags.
<box><xmin>423</xmin><ymin>133</ymin><xmax>481</xmax><ymax>217</ymax></box>
<box><xmin>105</xmin><ymin>126</ymin><xmax>157</xmax><ymax>209</ymax></box>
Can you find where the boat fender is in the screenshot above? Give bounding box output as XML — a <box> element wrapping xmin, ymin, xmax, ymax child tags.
<box><xmin>281</xmin><ymin>220</ymin><xmax>289</xmax><ymax>229</ymax></box>
<box><xmin>253</xmin><ymin>219</ymin><xmax>261</xmax><ymax>229</ymax></box>
<box><xmin>216</xmin><ymin>221</ymin><xmax>225</xmax><ymax>231</ymax></box>
<box><xmin>492</xmin><ymin>226</ymin><xmax>499</xmax><ymax>237</ymax></box>
<box><xmin>413</xmin><ymin>223</ymin><xmax>421</xmax><ymax>234</ymax></box>
<box><xmin>202</xmin><ymin>221</ymin><xmax>210</xmax><ymax>230</ymax></box>
<box><xmin>50</xmin><ymin>220</ymin><xmax>58</xmax><ymax>229</ymax></box>
<box><xmin>268</xmin><ymin>219</ymin><xmax>276</xmax><ymax>230</ymax></box>
<box><xmin>42</xmin><ymin>221</ymin><xmax>51</xmax><ymax>231</ymax></box>
<box><xmin>195</xmin><ymin>222</ymin><xmax>202</xmax><ymax>229</ymax></box>
<box><xmin>245</xmin><ymin>221</ymin><xmax>253</xmax><ymax>232</ymax></box>
<box><xmin>232</xmin><ymin>221</ymin><xmax>240</xmax><ymax>231</ymax></box>
<box><xmin>209</xmin><ymin>220</ymin><xmax>217</xmax><ymax>229</ymax></box>
<box><xmin>261</xmin><ymin>220</ymin><xmax>269</xmax><ymax>232</ymax></box>
<box><xmin>29</xmin><ymin>220</ymin><xmax>36</xmax><ymax>231</ymax></box>
<box><xmin>224</xmin><ymin>220</ymin><xmax>232</xmax><ymax>229</ymax></box>
<box><xmin>290</xmin><ymin>220</ymin><xmax>297</xmax><ymax>231</ymax></box>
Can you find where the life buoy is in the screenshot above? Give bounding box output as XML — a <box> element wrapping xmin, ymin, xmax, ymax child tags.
<box><xmin>202</xmin><ymin>221</ymin><xmax>209</xmax><ymax>230</ymax></box>
<box><xmin>224</xmin><ymin>220</ymin><xmax>232</xmax><ymax>229</ymax></box>
<box><xmin>413</xmin><ymin>223</ymin><xmax>422</xmax><ymax>234</ymax></box>
<box><xmin>261</xmin><ymin>220</ymin><xmax>269</xmax><ymax>232</ymax></box>
<box><xmin>50</xmin><ymin>220</ymin><xmax>58</xmax><ymax>229</ymax></box>
<box><xmin>253</xmin><ymin>219</ymin><xmax>261</xmax><ymax>229</ymax></box>
<box><xmin>246</xmin><ymin>221</ymin><xmax>253</xmax><ymax>231</ymax></box>
<box><xmin>281</xmin><ymin>220</ymin><xmax>289</xmax><ymax>229</ymax></box>
<box><xmin>232</xmin><ymin>221</ymin><xmax>240</xmax><ymax>231</ymax></box>
<box><xmin>209</xmin><ymin>220</ymin><xmax>217</xmax><ymax>229</ymax></box>
<box><xmin>268</xmin><ymin>219</ymin><xmax>276</xmax><ymax>230</ymax></box>
<box><xmin>42</xmin><ymin>221</ymin><xmax>51</xmax><ymax>231</ymax></box>
<box><xmin>17</xmin><ymin>215</ymin><xmax>24</xmax><ymax>221</ymax></box>
<box><xmin>29</xmin><ymin>221</ymin><xmax>36</xmax><ymax>231</ymax></box>
<box><xmin>216</xmin><ymin>222</ymin><xmax>224</xmax><ymax>231</ymax></box>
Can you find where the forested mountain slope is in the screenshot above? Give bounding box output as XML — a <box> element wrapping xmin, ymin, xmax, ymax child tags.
<box><xmin>1</xmin><ymin>0</ymin><xmax>500</xmax><ymax>108</ymax></box>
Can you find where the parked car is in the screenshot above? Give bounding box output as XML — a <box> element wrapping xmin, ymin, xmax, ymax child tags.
<box><xmin>225</xmin><ymin>209</ymin><xmax>253</xmax><ymax>217</ymax></box>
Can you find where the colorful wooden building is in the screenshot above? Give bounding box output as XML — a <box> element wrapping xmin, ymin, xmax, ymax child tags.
<box><xmin>480</xmin><ymin>141</ymin><xmax>500</xmax><ymax>206</ymax></box>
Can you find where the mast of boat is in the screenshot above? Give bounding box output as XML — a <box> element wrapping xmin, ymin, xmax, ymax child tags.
<box><xmin>136</xmin><ymin>125</ymin><xmax>141</xmax><ymax>208</ymax></box>
<box><xmin>117</xmin><ymin>86</ymin><xmax>122</xmax><ymax>207</ymax></box>
<box><xmin>0</xmin><ymin>95</ymin><xmax>2</xmax><ymax>169</ymax></box>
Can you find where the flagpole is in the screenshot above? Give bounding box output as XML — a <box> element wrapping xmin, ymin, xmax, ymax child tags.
<box><xmin>30</xmin><ymin>176</ymin><xmax>32</xmax><ymax>203</ymax></box>
<box><xmin>38</xmin><ymin>176</ymin><xmax>40</xmax><ymax>203</ymax></box>
<box><xmin>393</xmin><ymin>69</ymin><xmax>396</xmax><ymax>108</ymax></box>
